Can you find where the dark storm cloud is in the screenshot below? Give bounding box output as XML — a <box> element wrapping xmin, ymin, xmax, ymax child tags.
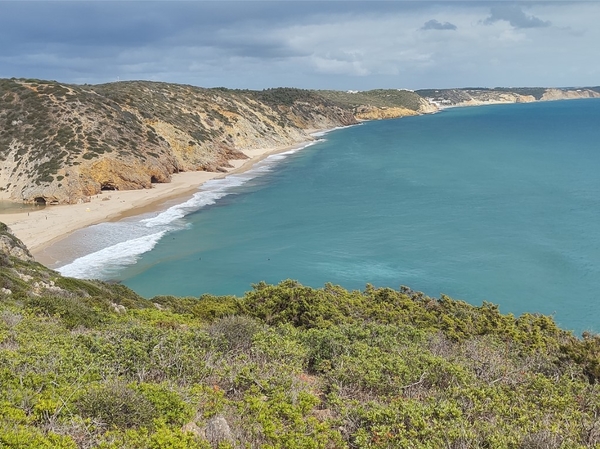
<box><xmin>421</xmin><ymin>19</ymin><xmax>457</xmax><ymax>31</ymax></box>
<box><xmin>0</xmin><ymin>2</ymin><xmax>375</xmax><ymax>66</ymax></box>
<box><xmin>0</xmin><ymin>1</ymin><xmax>597</xmax><ymax>90</ymax></box>
<box><xmin>0</xmin><ymin>1</ymin><xmax>305</xmax><ymax>82</ymax></box>
<box><xmin>0</xmin><ymin>1</ymin><xmax>438</xmax><ymax>83</ymax></box>
<box><xmin>0</xmin><ymin>3</ymin><xmax>165</xmax><ymax>48</ymax></box>
<box><xmin>0</xmin><ymin>1</ymin><xmax>422</xmax><ymax>51</ymax></box>
<box><xmin>483</xmin><ymin>5</ymin><xmax>551</xmax><ymax>29</ymax></box>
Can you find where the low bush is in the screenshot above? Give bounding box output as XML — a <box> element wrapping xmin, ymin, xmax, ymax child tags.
<box><xmin>76</xmin><ymin>381</ymin><xmax>157</xmax><ymax>429</ymax></box>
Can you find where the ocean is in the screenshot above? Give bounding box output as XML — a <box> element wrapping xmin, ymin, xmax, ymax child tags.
<box><xmin>57</xmin><ymin>99</ymin><xmax>600</xmax><ymax>334</ymax></box>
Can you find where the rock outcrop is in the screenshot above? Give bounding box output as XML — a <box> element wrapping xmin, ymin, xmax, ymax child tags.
<box><xmin>203</xmin><ymin>415</ymin><xmax>234</xmax><ymax>447</ymax></box>
<box><xmin>354</xmin><ymin>106</ymin><xmax>419</xmax><ymax>120</ymax></box>
<box><xmin>0</xmin><ymin>222</ymin><xmax>34</xmax><ymax>262</ymax></box>
<box><xmin>0</xmin><ymin>81</ymin><xmax>358</xmax><ymax>205</ymax></box>
<box><xmin>541</xmin><ymin>88</ymin><xmax>600</xmax><ymax>101</ymax></box>
<box><xmin>2</xmin><ymin>79</ymin><xmax>599</xmax><ymax>206</ymax></box>
<box><xmin>417</xmin><ymin>87</ymin><xmax>600</xmax><ymax>109</ymax></box>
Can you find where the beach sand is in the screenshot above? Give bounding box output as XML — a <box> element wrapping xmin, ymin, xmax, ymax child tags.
<box><xmin>1</xmin><ymin>139</ymin><xmax>317</xmax><ymax>266</ymax></box>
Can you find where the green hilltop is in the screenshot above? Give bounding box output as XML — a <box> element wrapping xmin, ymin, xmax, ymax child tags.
<box><xmin>1</xmin><ymin>224</ymin><xmax>600</xmax><ymax>448</ymax></box>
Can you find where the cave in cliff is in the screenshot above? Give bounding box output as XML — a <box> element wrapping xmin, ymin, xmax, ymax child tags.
<box><xmin>100</xmin><ymin>182</ymin><xmax>118</xmax><ymax>191</ymax></box>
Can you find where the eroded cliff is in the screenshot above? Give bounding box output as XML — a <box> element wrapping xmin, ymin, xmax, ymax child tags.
<box><xmin>417</xmin><ymin>87</ymin><xmax>600</xmax><ymax>109</ymax></box>
<box><xmin>2</xmin><ymin>80</ymin><xmax>599</xmax><ymax>205</ymax></box>
<box><xmin>0</xmin><ymin>81</ymin><xmax>358</xmax><ymax>204</ymax></box>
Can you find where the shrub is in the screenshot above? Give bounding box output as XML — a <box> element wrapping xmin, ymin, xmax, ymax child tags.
<box><xmin>561</xmin><ymin>333</ymin><xmax>600</xmax><ymax>383</ymax></box>
<box><xmin>25</xmin><ymin>293</ymin><xmax>109</xmax><ymax>329</ymax></box>
<box><xmin>135</xmin><ymin>383</ymin><xmax>193</xmax><ymax>426</ymax></box>
<box><xmin>0</xmin><ymin>425</ymin><xmax>77</xmax><ymax>449</ymax></box>
<box><xmin>76</xmin><ymin>381</ymin><xmax>157</xmax><ymax>429</ymax></box>
<box><xmin>96</xmin><ymin>424</ymin><xmax>210</xmax><ymax>449</ymax></box>
<box><xmin>208</xmin><ymin>315</ymin><xmax>262</xmax><ymax>352</ymax></box>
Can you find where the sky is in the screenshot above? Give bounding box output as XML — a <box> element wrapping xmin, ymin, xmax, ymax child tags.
<box><xmin>0</xmin><ymin>1</ymin><xmax>598</xmax><ymax>91</ymax></box>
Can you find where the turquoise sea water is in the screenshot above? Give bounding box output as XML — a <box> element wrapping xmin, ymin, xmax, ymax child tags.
<box><xmin>58</xmin><ymin>99</ymin><xmax>600</xmax><ymax>333</ymax></box>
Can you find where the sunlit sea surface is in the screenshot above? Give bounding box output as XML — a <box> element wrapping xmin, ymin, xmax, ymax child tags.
<box><xmin>57</xmin><ymin>99</ymin><xmax>600</xmax><ymax>334</ymax></box>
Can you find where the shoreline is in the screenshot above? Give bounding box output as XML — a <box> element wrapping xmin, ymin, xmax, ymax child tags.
<box><xmin>5</xmin><ymin>95</ymin><xmax>595</xmax><ymax>260</ymax></box>
<box><xmin>1</xmin><ymin>134</ymin><xmax>326</xmax><ymax>266</ymax></box>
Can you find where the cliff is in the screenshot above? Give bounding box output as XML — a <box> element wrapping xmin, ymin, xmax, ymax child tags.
<box><xmin>417</xmin><ymin>87</ymin><xmax>600</xmax><ymax>108</ymax></box>
<box><xmin>541</xmin><ymin>87</ymin><xmax>600</xmax><ymax>101</ymax></box>
<box><xmin>0</xmin><ymin>81</ymin><xmax>433</xmax><ymax>205</ymax></box>
<box><xmin>0</xmin><ymin>222</ymin><xmax>33</xmax><ymax>263</ymax></box>
<box><xmin>2</xmin><ymin>79</ymin><xmax>599</xmax><ymax>205</ymax></box>
<box><xmin>317</xmin><ymin>88</ymin><xmax>435</xmax><ymax>119</ymax></box>
<box><xmin>0</xmin><ymin>81</ymin><xmax>359</xmax><ymax>204</ymax></box>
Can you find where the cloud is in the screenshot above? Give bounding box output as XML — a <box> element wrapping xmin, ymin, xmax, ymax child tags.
<box><xmin>0</xmin><ymin>2</ymin><xmax>599</xmax><ymax>90</ymax></box>
<box><xmin>484</xmin><ymin>5</ymin><xmax>551</xmax><ymax>29</ymax></box>
<box><xmin>421</xmin><ymin>19</ymin><xmax>457</xmax><ymax>31</ymax></box>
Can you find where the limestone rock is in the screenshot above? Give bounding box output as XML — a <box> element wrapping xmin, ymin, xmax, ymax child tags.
<box><xmin>541</xmin><ymin>88</ymin><xmax>600</xmax><ymax>101</ymax></box>
<box><xmin>111</xmin><ymin>302</ymin><xmax>126</xmax><ymax>314</ymax></box>
<box><xmin>203</xmin><ymin>415</ymin><xmax>234</xmax><ymax>447</ymax></box>
<box><xmin>354</xmin><ymin>106</ymin><xmax>419</xmax><ymax>120</ymax></box>
<box><xmin>181</xmin><ymin>421</ymin><xmax>204</xmax><ymax>437</ymax></box>
<box><xmin>417</xmin><ymin>97</ymin><xmax>440</xmax><ymax>114</ymax></box>
<box><xmin>0</xmin><ymin>223</ymin><xmax>34</xmax><ymax>262</ymax></box>
<box><xmin>0</xmin><ymin>79</ymin><xmax>357</xmax><ymax>205</ymax></box>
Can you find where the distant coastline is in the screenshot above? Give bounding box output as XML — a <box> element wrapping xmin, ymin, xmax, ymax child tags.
<box><xmin>419</xmin><ymin>86</ymin><xmax>600</xmax><ymax>110</ymax></box>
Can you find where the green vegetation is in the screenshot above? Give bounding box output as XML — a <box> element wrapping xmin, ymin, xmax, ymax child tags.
<box><xmin>416</xmin><ymin>88</ymin><xmax>452</xmax><ymax>98</ymax></box>
<box><xmin>251</xmin><ymin>88</ymin><xmax>326</xmax><ymax>107</ymax></box>
<box><xmin>1</xmin><ymin>227</ymin><xmax>600</xmax><ymax>448</ymax></box>
<box><xmin>494</xmin><ymin>87</ymin><xmax>548</xmax><ymax>100</ymax></box>
<box><xmin>7</xmin><ymin>76</ymin><xmax>596</xmax><ymax>204</ymax></box>
<box><xmin>317</xmin><ymin>89</ymin><xmax>423</xmax><ymax>111</ymax></box>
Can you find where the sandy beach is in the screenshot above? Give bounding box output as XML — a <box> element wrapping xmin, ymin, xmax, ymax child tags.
<box><xmin>0</xmin><ymin>139</ymin><xmax>317</xmax><ymax>265</ymax></box>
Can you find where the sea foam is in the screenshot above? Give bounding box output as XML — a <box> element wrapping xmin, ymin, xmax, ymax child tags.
<box><xmin>57</xmin><ymin>140</ymin><xmax>322</xmax><ymax>280</ymax></box>
<box><xmin>57</xmin><ymin>231</ymin><xmax>166</xmax><ymax>279</ymax></box>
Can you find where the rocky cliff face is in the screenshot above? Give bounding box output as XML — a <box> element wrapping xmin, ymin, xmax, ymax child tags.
<box><xmin>0</xmin><ymin>81</ymin><xmax>357</xmax><ymax>204</ymax></box>
<box><xmin>0</xmin><ymin>222</ymin><xmax>34</xmax><ymax>262</ymax></box>
<box><xmin>351</xmin><ymin>97</ymin><xmax>436</xmax><ymax>120</ymax></box>
<box><xmin>541</xmin><ymin>88</ymin><xmax>600</xmax><ymax>101</ymax></box>
<box><xmin>2</xmin><ymin>80</ymin><xmax>598</xmax><ymax>205</ymax></box>
<box><xmin>354</xmin><ymin>106</ymin><xmax>419</xmax><ymax>120</ymax></box>
<box><xmin>316</xmin><ymin>88</ymin><xmax>435</xmax><ymax>120</ymax></box>
<box><xmin>417</xmin><ymin>87</ymin><xmax>600</xmax><ymax>109</ymax></box>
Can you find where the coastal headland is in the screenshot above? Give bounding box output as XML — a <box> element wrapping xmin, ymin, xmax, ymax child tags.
<box><xmin>1</xmin><ymin>79</ymin><xmax>599</xmax><ymax>260</ymax></box>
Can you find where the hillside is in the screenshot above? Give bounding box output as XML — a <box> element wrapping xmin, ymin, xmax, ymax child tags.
<box><xmin>1</xmin><ymin>225</ymin><xmax>600</xmax><ymax>448</ymax></box>
<box><xmin>0</xmin><ymin>80</ymin><xmax>433</xmax><ymax>205</ymax></box>
<box><xmin>2</xmin><ymin>79</ymin><xmax>599</xmax><ymax>206</ymax></box>
<box><xmin>416</xmin><ymin>87</ymin><xmax>600</xmax><ymax>108</ymax></box>
<box><xmin>316</xmin><ymin>89</ymin><xmax>437</xmax><ymax>119</ymax></box>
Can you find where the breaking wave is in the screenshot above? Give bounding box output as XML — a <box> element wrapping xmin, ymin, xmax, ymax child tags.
<box><xmin>57</xmin><ymin>140</ymin><xmax>323</xmax><ymax>279</ymax></box>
